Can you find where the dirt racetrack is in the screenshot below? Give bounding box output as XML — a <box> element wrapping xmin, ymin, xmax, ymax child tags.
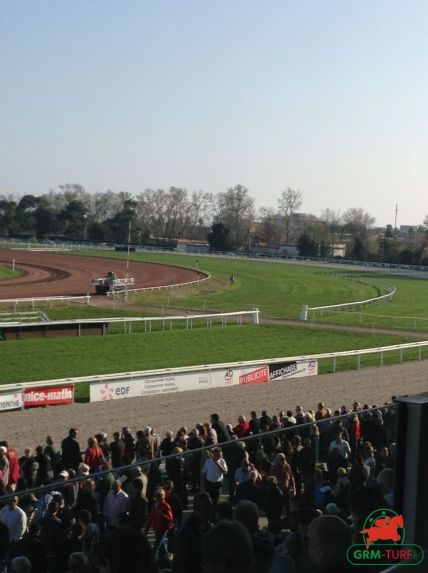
<box><xmin>0</xmin><ymin>249</ymin><xmax>206</xmax><ymax>298</ymax></box>
<box><xmin>0</xmin><ymin>360</ymin><xmax>427</xmax><ymax>452</ymax></box>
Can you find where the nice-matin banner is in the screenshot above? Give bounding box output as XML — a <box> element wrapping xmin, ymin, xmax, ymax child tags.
<box><xmin>89</xmin><ymin>359</ymin><xmax>318</xmax><ymax>402</ymax></box>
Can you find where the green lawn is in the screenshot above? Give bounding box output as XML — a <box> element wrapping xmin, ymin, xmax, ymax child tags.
<box><xmin>0</xmin><ymin>323</ymin><xmax>419</xmax><ymax>386</ymax></box>
<box><xmin>313</xmin><ymin>274</ymin><xmax>428</xmax><ymax>331</ymax></box>
<box><xmin>73</xmin><ymin>249</ymin><xmax>391</xmax><ymax>319</ymax></box>
<box><xmin>0</xmin><ymin>266</ymin><xmax>19</xmax><ymax>280</ymax></box>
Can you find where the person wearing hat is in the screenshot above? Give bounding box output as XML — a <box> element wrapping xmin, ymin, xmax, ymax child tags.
<box><xmin>78</xmin><ymin>463</ymin><xmax>90</xmax><ymax>477</ymax></box>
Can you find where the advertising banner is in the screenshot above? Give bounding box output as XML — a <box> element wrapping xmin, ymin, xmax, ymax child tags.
<box><xmin>24</xmin><ymin>385</ymin><xmax>74</xmax><ymax>407</ymax></box>
<box><xmin>268</xmin><ymin>359</ymin><xmax>318</xmax><ymax>380</ymax></box>
<box><xmin>0</xmin><ymin>391</ymin><xmax>23</xmax><ymax>412</ymax></box>
<box><xmin>89</xmin><ymin>360</ymin><xmax>318</xmax><ymax>402</ymax></box>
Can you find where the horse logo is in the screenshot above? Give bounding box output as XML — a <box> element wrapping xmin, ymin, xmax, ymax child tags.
<box><xmin>360</xmin><ymin>510</ymin><xmax>404</xmax><ymax>549</ymax></box>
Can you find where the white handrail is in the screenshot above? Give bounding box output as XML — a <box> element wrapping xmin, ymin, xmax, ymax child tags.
<box><xmin>0</xmin><ymin>295</ymin><xmax>91</xmax><ymax>304</ymax></box>
<box><xmin>0</xmin><ymin>309</ymin><xmax>259</xmax><ymax>328</ymax></box>
<box><xmin>301</xmin><ymin>282</ymin><xmax>396</xmax><ymax>320</ymax></box>
<box><xmin>107</xmin><ymin>272</ymin><xmax>211</xmax><ymax>295</ymax></box>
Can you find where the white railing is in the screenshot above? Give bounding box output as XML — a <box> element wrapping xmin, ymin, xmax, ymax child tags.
<box><xmin>0</xmin><ymin>295</ymin><xmax>91</xmax><ymax>310</ymax></box>
<box><xmin>0</xmin><ymin>309</ymin><xmax>260</xmax><ymax>332</ymax></box>
<box><xmin>1</xmin><ymin>339</ymin><xmax>426</xmax><ymax>396</ymax></box>
<box><xmin>301</xmin><ymin>283</ymin><xmax>397</xmax><ymax>320</ymax></box>
<box><xmin>107</xmin><ymin>272</ymin><xmax>211</xmax><ymax>296</ymax></box>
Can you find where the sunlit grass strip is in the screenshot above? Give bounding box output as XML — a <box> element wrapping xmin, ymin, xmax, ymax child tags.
<box><xmin>0</xmin><ymin>323</ymin><xmax>419</xmax><ymax>386</ymax></box>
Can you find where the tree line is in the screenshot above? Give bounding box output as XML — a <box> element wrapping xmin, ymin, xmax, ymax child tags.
<box><xmin>0</xmin><ymin>184</ymin><xmax>427</xmax><ymax>264</ymax></box>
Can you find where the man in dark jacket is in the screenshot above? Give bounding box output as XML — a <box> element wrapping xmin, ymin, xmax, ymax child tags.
<box><xmin>210</xmin><ymin>413</ymin><xmax>231</xmax><ymax>444</ymax></box>
<box><xmin>173</xmin><ymin>493</ymin><xmax>212</xmax><ymax>573</ymax></box>
<box><xmin>61</xmin><ymin>428</ymin><xmax>81</xmax><ymax>471</ymax></box>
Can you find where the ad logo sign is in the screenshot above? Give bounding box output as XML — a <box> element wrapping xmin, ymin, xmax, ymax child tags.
<box><xmin>347</xmin><ymin>509</ymin><xmax>424</xmax><ymax>566</ymax></box>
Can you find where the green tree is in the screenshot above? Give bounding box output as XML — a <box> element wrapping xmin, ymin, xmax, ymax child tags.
<box><xmin>207</xmin><ymin>222</ymin><xmax>233</xmax><ymax>251</ymax></box>
<box><xmin>296</xmin><ymin>233</ymin><xmax>318</xmax><ymax>257</ymax></box>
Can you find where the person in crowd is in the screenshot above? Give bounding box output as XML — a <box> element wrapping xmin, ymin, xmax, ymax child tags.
<box><xmin>77</xmin><ymin>509</ymin><xmax>99</xmax><ymax>559</ymax></box>
<box><xmin>144</xmin><ymin>487</ymin><xmax>174</xmax><ymax>563</ymax></box>
<box><xmin>362</xmin><ymin>442</ymin><xmax>377</xmax><ymax>485</ymax></box>
<box><xmin>0</xmin><ymin>446</ymin><xmax>10</xmax><ymax>491</ymax></box>
<box><xmin>68</xmin><ymin>551</ymin><xmax>90</xmax><ymax>573</ymax></box>
<box><xmin>109</xmin><ymin>432</ymin><xmax>126</xmax><ymax>468</ymax></box>
<box><xmin>96</xmin><ymin>460</ymin><xmax>115</xmax><ymax>511</ymax></box>
<box><xmin>202</xmin><ymin>447</ymin><xmax>228</xmax><ymax>506</ymax></box>
<box><xmin>329</xmin><ymin>467</ymin><xmax>352</xmax><ymax>515</ymax></box>
<box><xmin>0</xmin><ymin>442</ymin><xmax>20</xmax><ymax>492</ymax></box>
<box><xmin>172</xmin><ymin>492</ymin><xmax>212</xmax><ymax>573</ymax></box>
<box><xmin>44</xmin><ymin>436</ymin><xmax>61</xmax><ymax>477</ymax></box>
<box><xmin>83</xmin><ymin>437</ymin><xmax>104</xmax><ymax>473</ymax></box>
<box><xmin>61</xmin><ymin>428</ymin><xmax>81</xmax><ymax>472</ymax></box>
<box><xmin>19</xmin><ymin>448</ymin><xmax>37</xmax><ymax>489</ymax></box>
<box><xmin>377</xmin><ymin>467</ymin><xmax>394</xmax><ymax>507</ymax></box>
<box><xmin>9</xmin><ymin>556</ymin><xmax>32</xmax><ymax>573</ymax></box>
<box><xmin>157</xmin><ymin>430</ymin><xmax>175</xmax><ymax>458</ymax></box>
<box><xmin>233</xmin><ymin>415</ymin><xmax>250</xmax><ymax>438</ymax></box>
<box><xmin>76</xmin><ymin>479</ymin><xmax>98</xmax><ymax>521</ymax></box>
<box><xmin>202</xmin><ymin>519</ymin><xmax>254</xmax><ymax>573</ymax></box>
<box><xmin>233</xmin><ymin>470</ymin><xmax>262</xmax><ymax>507</ymax></box>
<box><xmin>0</xmin><ymin>496</ymin><xmax>27</xmax><ymax>546</ymax></box>
<box><xmin>34</xmin><ymin>445</ymin><xmax>53</xmax><ymax>486</ymax></box>
<box><xmin>263</xmin><ymin>476</ymin><xmax>284</xmax><ymax>532</ymax></box>
<box><xmin>121</xmin><ymin>427</ymin><xmax>135</xmax><ymax>464</ymax></box>
<box><xmin>165</xmin><ymin>447</ymin><xmax>187</xmax><ymax>508</ymax></box>
<box><xmin>269</xmin><ymin>453</ymin><xmax>295</xmax><ymax>518</ymax></box>
<box><xmin>186</xmin><ymin>428</ymin><xmax>204</xmax><ymax>491</ymax></box>
<box><xmin>96</xmin><ymin>526</ymin><xmax>158</xmax><ymax>573</ymax></box>
<box><xmin>210</xmin><ymin>413</ymin><xmax>231</xmax><ymax>444</ymax></box>
<box><xmin>94</xmin><ymin>432</ymin><xmax>110</xmax><ymax>461</ymax></box>
<box><xmin>348</xmin><ymin>451</ymin><xmax>370</xmax><ymax>490</ymax></box>
<box><xmin>307</xmin><ymin>515</ymin><xmax>353</xmax><ymax>572</ymax></box>
<box><xmin>103</xmin><ymin>480</ymin><xmax>129</xmax><ymax>528</ymax></box>
<box><xmin>234</xmin><ymin>500</ymin><xmax>274</xmax><ymax>572</ymax></box>
<box><xmin>127</xmin><ymin>478</ymin><xmax>148</xmax><ymax>531</ymax></box>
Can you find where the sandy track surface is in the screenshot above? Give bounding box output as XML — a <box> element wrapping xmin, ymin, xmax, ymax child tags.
<box><xmin>0</xmin><ymin>249</ymin><xmax>205</xmax><ymax>298</ymax></box>
<box><xmin>1</xmin><ymin>360</ymin><xmax>427</xmax><ymax>452</ymax></box>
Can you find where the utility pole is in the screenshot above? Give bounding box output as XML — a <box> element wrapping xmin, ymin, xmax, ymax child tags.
<box><xmin>394</xmin><ymin>204</ymin><xmax>398</xmax><ymax>232</ymax></box>
<box><xmin>125</xmin><ymin>220</ymin><xmax>131</xmax><ymax>302</ymax></box>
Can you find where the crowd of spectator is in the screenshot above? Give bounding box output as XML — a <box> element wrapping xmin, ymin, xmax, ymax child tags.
<box><xmin>0</xmin><ymin>398</ymin><xmax>398</xmax><ymax>572</ymax></box>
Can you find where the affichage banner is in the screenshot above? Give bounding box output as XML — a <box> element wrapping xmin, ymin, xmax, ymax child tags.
<box><xmin>89</xmin><ymin>359</ymin><xmax>318</xmax><ymax>402</ymax></box>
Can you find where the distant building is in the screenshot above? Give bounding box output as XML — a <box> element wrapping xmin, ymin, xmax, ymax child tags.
<box><xmin>397</xmin><ymin>225</ymin><xmax>418</xmax><ymax>239</ymax></box>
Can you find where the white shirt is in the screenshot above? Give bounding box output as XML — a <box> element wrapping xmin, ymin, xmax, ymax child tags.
<box><xmin>329</xmin><ymin>439</ymin><xmax>351</xmax><ymax>460</ymax></box>
<box><xmin>0</xmin><ymin>505</ymin><xmax>27</xmax><ymax>541</ymax></box>
<box><xmin>103</xmin><ymin>489</ymin><xmax>129</xmax><ymax>526</ymax></box>
<box><xmin>202</xmin><ymin>457</ymin><xmax>228</xmax><ymax>483</ymax></box>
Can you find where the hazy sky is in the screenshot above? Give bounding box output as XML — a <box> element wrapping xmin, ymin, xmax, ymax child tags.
<box><xmin>1</xmin><ymin>1</ymin><xmax>427</xmax><ymax>226</ymax></box>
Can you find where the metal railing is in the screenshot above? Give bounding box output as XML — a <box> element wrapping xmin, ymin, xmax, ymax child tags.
<box><xmin>0</xmin><ymin>295</ymin><xmax>92</xmax><ymax>310</ymax></box>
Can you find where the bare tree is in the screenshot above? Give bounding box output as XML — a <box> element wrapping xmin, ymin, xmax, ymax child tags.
<box><xmin>278</xmin><ymin>188</ymin><xmax>303</xmax><ymax>242</ymax></box>
<box><xmin>342</xmin><ymin>207</ymin><xmax>375</xmax><ymax>233</ymax></box>
<box><xmin>214</xmin><ymin>185</ymin><xmax>254</xmax><ymax>249</ymax></box>
<box><xmin>257</xmin><ymin>207</ymin><xmax>282</xmax><ymax>245</ymax></box>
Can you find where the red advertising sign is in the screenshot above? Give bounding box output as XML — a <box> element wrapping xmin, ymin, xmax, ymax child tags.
<box><xmin>239</xmin><ymin>366</ymin><xmax>269</xmax><ymax>385</ymax></box>
<box><xmin>24</xmin><ymin>385</ymin><xmax>74</xmax><ymax>407</ymax></box>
